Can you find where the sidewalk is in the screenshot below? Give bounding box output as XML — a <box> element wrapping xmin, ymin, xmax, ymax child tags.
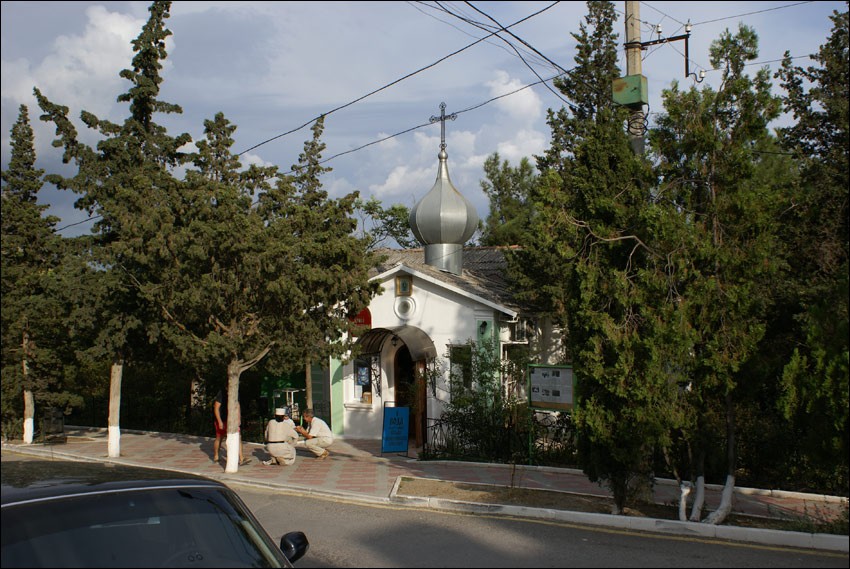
<box><xmin>2</xmin><ymin>426</ymin><xmax>846</xmax><ymax>553</ymax></box>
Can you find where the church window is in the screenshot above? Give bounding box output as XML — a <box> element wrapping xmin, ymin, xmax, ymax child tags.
<box><xmin>449</xmin><ymin>344</ymin><xmax>473</xmax><ymax>393</ymax></box>
<box><xmin>354</xmin><ymin>356</ymin><xmax>372</xmax><ymax>403</ymax></box>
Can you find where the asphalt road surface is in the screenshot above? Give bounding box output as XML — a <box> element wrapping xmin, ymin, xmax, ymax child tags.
<box><xmin>230</xmin><ymin>482</ymin><xmax>848</xmax><ymax>568</ymax></box>
<box><xmin>2</xmin><ymin>451</ymin><xmax>846</xmax><ymax>568</ymax></box>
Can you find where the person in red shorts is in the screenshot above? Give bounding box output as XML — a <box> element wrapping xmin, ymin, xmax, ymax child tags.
<box><xmin>213</xmin><ymin>388</ymin><xmax>250</xmax><ymax>465</ymax></box>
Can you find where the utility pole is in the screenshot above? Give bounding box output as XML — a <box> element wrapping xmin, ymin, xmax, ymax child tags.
<box><xmin>615</xmin><ymin>2</ymin><xmax>705</xmax><ymax>154</ymax></box>
<box><xmin>624</xmin><ymin>1</ymin><xmax>644</xmax><ymax>154</ymax></box>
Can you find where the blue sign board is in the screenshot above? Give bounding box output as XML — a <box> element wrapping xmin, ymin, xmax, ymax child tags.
<box><xmin>381</xmin><ymin>406</ymin><xmax>410</xmax><ymax>454</ymax></box>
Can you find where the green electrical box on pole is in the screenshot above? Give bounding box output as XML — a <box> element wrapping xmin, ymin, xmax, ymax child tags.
<box><xmin>612</xmin><ymin>74</ymin><xmax>648</xmax><ymax>109</ymax></box>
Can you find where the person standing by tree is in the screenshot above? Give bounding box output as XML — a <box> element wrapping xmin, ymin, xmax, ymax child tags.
<box><xmin>295</xmin><ymin>408</ymin><xmax>333</xmax><ymax>459</ymax></box>
<box><xmin>213</xmin><ymin>388</ymin><xmax>250</xmax><ymax>465</ymax></box>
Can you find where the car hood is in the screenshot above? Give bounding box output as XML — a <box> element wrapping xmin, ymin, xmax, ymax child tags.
<box><xmin>2</xmin><ymin>461</ymin><xmax>221</xmax><ymax>506</ymax></box>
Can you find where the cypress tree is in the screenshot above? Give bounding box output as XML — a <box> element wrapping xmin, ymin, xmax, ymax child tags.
<box><xmin>512</xmin><ymin>1</ymin><xmax>681</xmax><ymax>512</ymax></box>
<box><xmin>775</xmin><ymin>7</ymin><xmax>849</xmax><ymax>492</ymax></box>
<box><xmin>34</xmin><ymin>0</ymin><xmax>191</xmax><ymax>457</ymax></box>
<box><xmin>1</xmin><ymin>105</ymin><xmax>72</xmax><ymax>442</ymax></box>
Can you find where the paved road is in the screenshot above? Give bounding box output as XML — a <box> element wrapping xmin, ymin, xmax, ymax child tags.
<box><xmin>228</xmin><ymin>482</ymin><xmax>849</xmax><ymax>568</ymax></box>
<box><xmin>1</xmin><ymin>426</ymin><xmax>847</xmax><ymax>554</ymax></box>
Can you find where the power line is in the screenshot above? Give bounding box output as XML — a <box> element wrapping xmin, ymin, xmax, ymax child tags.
<box><xmin>691</xmin><ymin>1</ymin><xmax>815</xmax><ymax>26</ymax></box>
<box><xmin>628</xmin><ymin>0</ymin><xmax>820</xmax><ymax>77</ymax></box>
<box><xmin>463</xmin><ymin>1</ymin><xmax>569</xmax><ymax>73</ymax></box>
<box><xmin>236</xmin><ymin>1</ymin><xmax>561</xmax><ymax>157</ymax></box>
<box><xmin>411</xmin><ymin>1</ymin><xmax>556</xmax><ymax>72</ymax></box>
<box><xmin>53</xmin><ymin>2</ymin><xmax>821</xmax><ymax>234</ymax></box>
<box><xmin>287</xmin><ymin>70</ymin><xmax>569</xmax><ymax>174</ymax></box>
<box><xmin>430</xmin><ymin>1</ymin><xmax>573</xmax><ymax>107</ymax></box>
<box><xmin>640</xmin><ymin>1</ymin><xmax>688</xmax><ymax>28</ymax></box>
<box><xmin>56</xmin><ymin>215</ymin><xmax>99</xmax><ymax>233</ymax></box>
<box><xmin>407</xmin><ymin>2</ymin><xmax>515</xmax><ymax>61</ymax></box>
<box><xmin>56</xmin><ymin>69</ymin><xmax>570</xmax><ymax>233</ymax></box>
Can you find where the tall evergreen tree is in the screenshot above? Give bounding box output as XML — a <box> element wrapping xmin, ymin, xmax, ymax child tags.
<box><xmin>0</xmin><ymin>105</ymin><xmax>74</xmax><ymax>442</ymax></box>
<box><xmin>138</xmin><ymin>114</ymin><xmax>376</xmax><ymax>472</ymax></box>
<box><xmin>511</xmin><ymin>1</ymin><xmax>681</xmax><ymax>512</ymax></box>
<box><xmin>479</xmin><ymin>153</ymin><xmax>536</xmax><ymax>246</ymax></box>
<box><xmin>353</xmin><ymin>196</ymin><xmax>417</xmax><ymax>250</ymax></box>
<box><xmin>650</xmin><ymin>24</ymin><xmax>784</xmax><ymax>523</ymax></box>
<box><xmin>258</xmin><ymin>117</ymin><xmax>379</xmax><ymax>409</ymax></box>
<box><xmin>536</xmin><ymin>0</ymin><xmax>620</xmax><ymax>175</ymax></box>
<box><xmin>774</xmin><ymin>6</ymin><xmax>849</xmax><ymax>491</ymax></box>
<box><xmin>34</xmin><ymin>0</ymin><xmax>191</xmax><ymax>457</ymax></box>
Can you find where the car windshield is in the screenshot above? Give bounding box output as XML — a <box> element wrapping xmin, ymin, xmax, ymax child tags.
<box><xmin>1</xmin><ymin>485</ymin><xmax>284</xmax><ymax>568</ymax></box>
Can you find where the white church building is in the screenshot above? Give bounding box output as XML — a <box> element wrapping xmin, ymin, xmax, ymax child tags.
<box><xmin>315</xmin><ymin>109</ymin><xmax>562</xmax><ymax>445</ymax></box>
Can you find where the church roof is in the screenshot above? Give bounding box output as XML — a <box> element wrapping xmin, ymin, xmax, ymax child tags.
<box><xmin>371</xmin><ymin>246</ymin><xmax>524</xmax><ymax>315</ymax></box>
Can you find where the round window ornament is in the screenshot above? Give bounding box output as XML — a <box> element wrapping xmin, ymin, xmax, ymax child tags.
<box><xmin>394</xmin><ymin>296</ymin><xmax>416</xmax><ymax>320</ymax></box>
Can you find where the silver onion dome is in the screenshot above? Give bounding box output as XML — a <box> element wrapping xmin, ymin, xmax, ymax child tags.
<box><xmin>409</xmin><ymin>149</ymin><xmax>479</xmax><ymax>275</ymax></box>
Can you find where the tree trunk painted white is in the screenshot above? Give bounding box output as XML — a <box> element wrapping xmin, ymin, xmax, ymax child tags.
<box><xmin>222</xmin><ymin>346</ymin><xmax>273</xmax><ymax>473</ymax></box>
<box><xmin>107</xmin><ymin>360</ymin><xmax>123</xmax><ymax>458</ymax></box>
<box><xmin>22</xmin><ymin>330</ymin><xmax>34</xmax><ymax>444</ymax></box>
<box><xmin>224</xmin><ymin>360</ymin><xmax>242</xmax><ymax>474</ymax></box>
<box><xmin>224</xmin><ymin>432</ymin><xmax>240</xmax><ymax>473</ymax></box>
<box><xmin>704</xmin><ymin>474</ymin><xmax>735</xmax><ymax>525</ymax></box>
<box><xmin>679</xmin><ymin>481</ymin><xmax>693</xmax><ymax>521</ymax></box>
<box><xmin>23</xmin><ymin>389</ymin><xmax>35</xmax><ymax>444</ymax></box>
<box><xmin>689</xmin><ymin>475</ymin><xmax>705</xmax><ymax>521</ymax></box>
<box><xmin>704</xmin><ymin>392</ymin><xmax>736</xmax><ymax>525</ymax></box>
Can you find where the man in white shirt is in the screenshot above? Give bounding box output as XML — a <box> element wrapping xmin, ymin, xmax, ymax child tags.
<box><xmin>263</xmin><ymin>407</ymin><xmax>298</xmax><ymax>466</ymax></box>
<box><xmin>295</xmin><ymin>408</ymin><xmax>333</xmax><ymax>459</ymax></box>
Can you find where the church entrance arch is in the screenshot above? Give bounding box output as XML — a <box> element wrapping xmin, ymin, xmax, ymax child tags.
<box><xmin>353</xmin><ymin>325</ymin><xmax>435</xmax><ymax>446</ymax></box>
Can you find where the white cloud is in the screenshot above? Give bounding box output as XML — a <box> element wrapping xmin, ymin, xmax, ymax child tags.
<box><xmin>446</xmin><ymin>130</ymin><xmax>477</xmax><ymax>157</ymax></box>
<box><xmin>2</xmin><ymin>0</ymin><xmax>844</xmax><ymax>236</ymax></box>
<box><xmin>413</xmin><ymin>131</ymin><xmax>442</xmax><ymax>161</ymax></box>
<box><xmin>240</xmin><ymin>152</ymin><xmax>276</xmax><ymax>169</ymax></box>
<box><xmin>1</xmin><ymin>5</ymin><xmax>144</xmax><ymax>161</ymax></box>
<box><xmin>375</xmin><ymin>133</ymin><xmax>400</xmax><ymax>151</ymax></box>
<box><xmin>496</xmin><ymin>129</ymin><xmax>547</xmax><ymax>164</ymax></box>
<box><xmin>369</xmin><ymin>165</ymin><xmax>432</xmax><ymax>199</ymax></box>
<box><xmin>33</xmin><ymin>6</ymin><xmax>142</xmax><ymax>118</ymax></box>
<box><xmin>0</xmin><ymin>58</ymin><xmax>34</xmax><ymax>103</ymax></box>
<box><xmin>486</xmin><ymin>70</ymin><xmax>542</xmax><ymax>124</ymax></box>
<box><xmin>323</xmin><ymin>176</ymin><xmax>358</xmax><ymax>199</ymax></box>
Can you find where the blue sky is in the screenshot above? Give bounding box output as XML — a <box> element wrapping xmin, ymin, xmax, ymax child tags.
<box><xmin>1</xmin><ymin>1</ymin><xmax>844</xmax><ymax>237</ymax></box>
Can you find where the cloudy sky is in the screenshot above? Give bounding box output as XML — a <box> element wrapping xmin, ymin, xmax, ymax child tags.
<box><xmin>1</xmin><ymin>1</ymin><xmax>844</xmax><ymax>237</ymax></box>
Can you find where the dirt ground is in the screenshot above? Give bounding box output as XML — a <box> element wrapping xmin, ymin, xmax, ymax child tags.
<box><xmin>396</xmin><ymin>477</ymin><xmax>827</xmax><ymax>532</ymax></box>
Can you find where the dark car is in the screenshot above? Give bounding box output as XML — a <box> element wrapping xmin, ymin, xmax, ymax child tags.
<box><xmin>1</xmin><ymin>460</ymin><xmax>308</xmax><ymax>568</ymax></box>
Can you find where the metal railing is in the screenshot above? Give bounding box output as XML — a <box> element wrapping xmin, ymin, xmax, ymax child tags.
<box><xmin>423</xmin><ymin>410</ymin><xmax>579</xmax><ymax>467</ymax></box>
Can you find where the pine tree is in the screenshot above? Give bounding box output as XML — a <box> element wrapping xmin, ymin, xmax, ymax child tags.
<box><xmin>775</xmin><ymin>6</ymin><xmax>849</xmax><ymax>491</ymax></box>
<box><xmin>511</xmin><ymin>1</ymin><xmax>681</xmax><ymax>512</ymax></box>
<box><xmin>353</xmin><ymin>196</ymin><xmax>417</xmax><ymax>250</ymax></box>
<box><xmin>479</xmin><ymin>153</ymin><xmax>536</xmax><ymax>246</ymax></box>
<box><xmin>1</xmin><ymin>105</ymin><xmax>67</xmax><ymax>442</ymax></box>
<box><xmin>258</xmin><ymin>117</ymin><xmax>379</xmax><ymax>407</ymax></box>
<box><xmin>650</xmin><ymin>24</ymin><xmax>784</xmax><ymax>523</ymax></box>
<box><xmin>34</xmin><ymin>0</ymin><xmax>190</xmax><ymax>457</ymax></box>
<box><xmin>137</xmin><ymin>114</ymin><xmax>376</xmax><ymax>472</ymax></box>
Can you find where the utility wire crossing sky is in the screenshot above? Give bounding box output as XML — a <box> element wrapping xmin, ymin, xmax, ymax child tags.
<box><xmin>1</xmin><ymin>1</ymin><xmax>843</xmax><ymax>236</ymax></box>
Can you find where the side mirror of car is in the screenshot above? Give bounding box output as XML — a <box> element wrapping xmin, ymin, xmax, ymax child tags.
<box><xmin>280</xmin><ymin>531</ymin><xmax>309</xmax><ymax>563</ymax></box>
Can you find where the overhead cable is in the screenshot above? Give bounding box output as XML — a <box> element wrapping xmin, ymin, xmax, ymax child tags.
<box><xmin>236</xmin><ymin>1</ymin><xmax>561</xmax><ymax>157</ymax></box>
<box><xmin>691</xmin><ymin>1</ymin><xmax>814</xmax><ymax>26</ymax></box>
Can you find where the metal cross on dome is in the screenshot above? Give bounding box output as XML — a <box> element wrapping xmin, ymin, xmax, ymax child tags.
<box><xmin>430</xmin><ymin>102</ymin><xmax>457</xmax><ymax>151</ymax></box>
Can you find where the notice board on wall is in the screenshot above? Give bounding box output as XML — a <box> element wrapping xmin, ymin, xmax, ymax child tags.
<box><xmin>528</xmin><ymin>365</ymin><xmax>574</xmax><ymax>411</ymax></box>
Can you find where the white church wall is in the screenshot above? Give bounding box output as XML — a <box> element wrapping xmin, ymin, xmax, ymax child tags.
<box><xmin>339</xmin><ymin>271</ymin><xmax>501</xmax><ymax>439</ymax></box>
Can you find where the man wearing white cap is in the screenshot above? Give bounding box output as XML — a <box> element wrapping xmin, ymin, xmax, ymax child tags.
<box><xmin>263</xmin><ymin>407</ymin><xmax>298</xmax><ymax>466</ymax></box>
